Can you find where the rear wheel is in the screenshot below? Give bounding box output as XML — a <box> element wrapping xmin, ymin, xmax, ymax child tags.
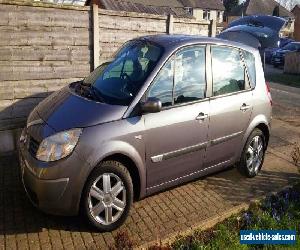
<box><xmin>82</xmin><ymin>161</ymin><xmax>133</xmax><ymax>231</ymax></box>
<box><xmin>238</xmin><ymin>129</ymin><xmax>266</xmax><ymax>178</ymax></box>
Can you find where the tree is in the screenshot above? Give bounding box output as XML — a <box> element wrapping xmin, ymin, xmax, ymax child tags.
<box><xmin>223</xmin><ymin>0</ymin><xmax>239</xmax><ymax>12</ymax></box>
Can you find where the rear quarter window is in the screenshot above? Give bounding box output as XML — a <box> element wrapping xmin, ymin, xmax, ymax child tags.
<box><xmin>242</xmin><ymin>50</ymin><xmax>256</xmax><ymax>88</ymax></box>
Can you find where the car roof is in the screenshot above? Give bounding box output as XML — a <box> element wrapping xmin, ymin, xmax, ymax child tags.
<box><xmin>137</xmin><ymin>34</ymin><xmax>258</xmax><ymax>54</ymax></box>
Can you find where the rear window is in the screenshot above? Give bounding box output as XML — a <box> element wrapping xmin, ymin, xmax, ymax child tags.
<box><xmin>242</xmin><ymin>50</ymin><xmax>256</xmax><ymax>88</ymax></box>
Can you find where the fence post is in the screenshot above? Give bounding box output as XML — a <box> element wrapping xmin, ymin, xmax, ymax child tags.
<box><xmin>167</xmin><ymin>14</ymin><xmax>174</xmax><ymax>34</ymax></box>
<box><xmin>209</xmin><ymin>19</ymin><xmax>217</xmax><ymax>37</ymax></box>
<box><xmin>92</xmin><ymin>4</ymin><xmax>100</xmax><ymax>69</ymax></box>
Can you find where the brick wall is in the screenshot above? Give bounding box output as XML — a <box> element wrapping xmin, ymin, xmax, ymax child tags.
<box><xmin>0</xmin><ymin>1</ymin><xmax>212</xmax><ymax>145</ymax></box>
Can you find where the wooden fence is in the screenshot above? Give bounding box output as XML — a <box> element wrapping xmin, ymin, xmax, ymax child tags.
<box><xmin>0</xmin><ymin>1</ymin><xmax>214</xmax><ymax>133</ymax></box>
<box><xmin>284</xmin><ymin>52</ymin><xmax>300</xmax><ymax>74</ymax></box>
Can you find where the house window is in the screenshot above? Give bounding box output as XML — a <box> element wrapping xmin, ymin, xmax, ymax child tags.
<box><xmin>203</xmin><ymin>10</ymin><xmax>210</xmax><ymax>20</ymax></box>
<box><xmin>185</xmin><ymin>7</ymin><xmax>193</xmax><ymax>15</ymax></box>
<box><xmin>217</xmin><ymin>11</ymin><xmax>223</xmax><ymax>22</ymax></box>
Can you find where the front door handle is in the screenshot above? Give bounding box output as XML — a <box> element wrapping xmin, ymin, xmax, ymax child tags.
<box><xmin>240</xmin><ymin>103</ymin><xmax>251</xmax><ymax>111</ymax></box>
<box><xmin>196</xmin><ymin>112</ymin><xmax>208</xmax><ymax>121</ymax></box>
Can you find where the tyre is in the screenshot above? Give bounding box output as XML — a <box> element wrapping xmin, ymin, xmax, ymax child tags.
<box><xmin>82</xmin><ymin>161</ymin><xmax>133</xmax><ymax>231</ymax></box>
<box><xmin>238</xmin><ymin>129</ymin><xmax>266</xmax><ymax>178</ymax></box>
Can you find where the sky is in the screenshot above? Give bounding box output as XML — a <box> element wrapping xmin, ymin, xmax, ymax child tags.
<box><xmin>275</xmin><ymin>0</ymin><xmax>300</xmax><ymax>10</ymax></box>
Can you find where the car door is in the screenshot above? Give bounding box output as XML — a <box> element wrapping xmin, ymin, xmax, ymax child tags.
<box><xmin>205</xmin><ymin>45</ymin><xmax>254</xmax><ymax>168</ymax></box>
<box><xmin>144</xmin><ymin>46</ymin><xmax>210</xmax><ymax>189</ymax></box>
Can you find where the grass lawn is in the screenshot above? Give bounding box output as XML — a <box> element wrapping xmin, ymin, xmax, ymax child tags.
<box><xmin>265</xmin><ymin>73</ymin><xmax>300</xmax><ymax>88</ymax></box>
<box><xmin>167</xmin><ymin>184</ymin><xmax>300</xmax><ymax>250</ymax></box>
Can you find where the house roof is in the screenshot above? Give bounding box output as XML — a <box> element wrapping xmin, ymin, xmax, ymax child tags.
<box><xmin>229</xmin><ymin>0</ymin><xmax>293</xmax><ymax>18</ymax></box>
<box><xmin>34</xmin><ymin>0</ymin><xmax>86</xmax><ymax>5</ymax></box>
<box><xmin>179</xmin><ymin>0</ymin><xmax>225</xmax><ymax>11</ymax></box>
<box><xmin>98</xmin><ymin>0</ymin><xmax>192</xmax><ymax>18</ymax></box>
<box><xmin>292</xmin><ymin>4</ymin><xmax>300</xmax><ymax>13</ymax></box>
<box><xmin>126</xmin><ymin>0</ymin><xmax>184</xmax><ymax>8</ymax></box>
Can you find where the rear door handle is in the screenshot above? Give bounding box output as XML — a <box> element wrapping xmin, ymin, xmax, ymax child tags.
<box><xmin>240</xmin><ymin>103</ymin><xmax>251</xmax><ymax>111</ymax></box>
<box><xmin>196</xmin><ymin>112</ymin><xmax>208</xmax><ymax>120</ymax></box>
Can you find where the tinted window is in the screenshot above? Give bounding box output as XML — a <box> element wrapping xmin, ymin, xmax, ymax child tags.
<box><xmin>174</xmin><ymin>47</ymin><xmax>206</xmax><ymax>104</ymax></box>
<box><xmin>83</xmin><ymin>40</ymin><xmax>163</xmax><ymax>106</ymax></box>
<box><xmin>211</xmin><ymin>46</ymin><xmax>245</xmax><ymax>96</ymax></box>
<box><xmin>282</xmin><ymin>43</ymin><xmax>300</xmax><ymax>51</ymax></box>
<box><xmin>148</xmin><ymin>59</ymin><xmax>174</xmax><ymax>107</ymax></box>
<box><xmin>242</xmin><ymin>50</ymin><xmax>256</xmax><ymax>87</ymax></box>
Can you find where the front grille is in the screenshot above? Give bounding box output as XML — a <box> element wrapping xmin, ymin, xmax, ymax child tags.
<box><xmin>28</xmin><ymin>137</ymin><xmax>40</xmax><ymax>157</ymax></box>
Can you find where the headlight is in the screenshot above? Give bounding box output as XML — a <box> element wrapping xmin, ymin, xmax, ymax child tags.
<box><xmin>36</xmin><ymin>128</ymin><xmax>82</xmax><ymax>162</ymax></box>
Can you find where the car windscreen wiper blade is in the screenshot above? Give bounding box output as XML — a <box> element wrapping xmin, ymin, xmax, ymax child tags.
<box><xmin>89</xmin><ymin>85</ymin><xmax>106</xmax><ymax>103</ymax></box>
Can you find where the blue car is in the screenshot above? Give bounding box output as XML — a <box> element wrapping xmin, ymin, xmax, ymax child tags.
<box><xmin>264</xmin><ymin>38</ymin><xmax>294</xmax><ymax>64</ymax></box>
<box><xmin>271</xmin><ymin>42</ymin><xmax>300</xmax><ymax>67</ymax></box>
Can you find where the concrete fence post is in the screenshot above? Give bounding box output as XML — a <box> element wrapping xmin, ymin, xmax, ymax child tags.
<box><xmin>167</xmin><ymin>14</ymin><xmax>174</xmax><ymax>34</ymax></box>
<box><xmin>92</xmin><ymin>4</ymin><xmax>100</xmax><ymax>69</ymax></box>
<box><xmin>209</xmin><ymin>19</ymin><xmax>217</xmax><ymax>37</ymax></box>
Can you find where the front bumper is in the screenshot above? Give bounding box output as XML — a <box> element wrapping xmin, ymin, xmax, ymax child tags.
<box><xmin>19</xmin><ymin>137</ymin><xmax>89</xmax><ymax>216</ymax></box>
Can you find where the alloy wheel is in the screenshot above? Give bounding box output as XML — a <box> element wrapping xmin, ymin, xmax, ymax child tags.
<box><xmin>246</xmin><ymin>135</ymin><xmax>264</xmax><ymax>174</ymax></box>
<box><xmin>88</xmin><ymin>173</ymin><xmax>126</xmax><ymax>225</ymax></box>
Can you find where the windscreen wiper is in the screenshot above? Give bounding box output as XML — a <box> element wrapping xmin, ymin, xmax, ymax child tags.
<box><xmin>89</xmin><ymin>85</ymin><xmax>106</xmax><ymax>103</ymax></box>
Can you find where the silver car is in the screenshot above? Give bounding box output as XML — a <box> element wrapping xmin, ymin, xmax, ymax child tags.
<box><xmin>19</xmin><ymin>35</ymin><xmax>272</xmax><ymax>231</ymax></box>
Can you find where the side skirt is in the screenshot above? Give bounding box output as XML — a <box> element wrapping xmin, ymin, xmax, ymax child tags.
<box><xmin>145</xmin><ymin>159</ymin><xmax>232</xmax><ymax>196</ymax></box>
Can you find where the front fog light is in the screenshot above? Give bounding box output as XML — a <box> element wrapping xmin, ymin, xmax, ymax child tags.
<box><xmin>36</xmin><ymin>128</ymin><xmax>82</xmax><ymax>162</ymax></box>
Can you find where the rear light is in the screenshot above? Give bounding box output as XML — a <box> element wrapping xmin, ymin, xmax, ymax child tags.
<box><xmin>266</xmin><ymin>82</ymin><xmax>272</xmax><ymax>106</ymax></box>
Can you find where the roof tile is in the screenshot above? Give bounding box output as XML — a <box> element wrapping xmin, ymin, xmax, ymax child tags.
<box><xmin>99</xmin><ymin>0</ymin><xmax>192</xmax><ymax>18</ymax></box>
<box><xmin>230</xmin><ymin>0</ymin><xmax>293</xmax><ymax>18</ymax></box>
<box><xmin>179</xmin><ymin>0</ymin><xmax>225</xmax><ymax>11</ymax></box>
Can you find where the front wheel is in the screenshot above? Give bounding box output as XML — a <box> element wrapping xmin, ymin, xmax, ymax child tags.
<box><xmin>82</xmin><ymin>161</ymin><xmax>133</xmax><ymax>231</ymax></box>
<box><xmin>238</xmin><ymin>129</ymin><xmax>266</xmax><ymax>178</ymax></box>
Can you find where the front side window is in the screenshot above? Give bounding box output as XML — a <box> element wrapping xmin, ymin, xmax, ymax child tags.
<box><xmin>174</xmin><ymin>47</ymin><xmax>206</xmax><ymax>104</ymax></box>
<box><xmin>148</xmin><ymin>59</ymin><xmax>174</xmax><ymax>107</ymax></box>
<box><xmin>211</xmin><ymin>46</ymin><xmax>246</xmax><ymax>96</ymax></box>
<box><xmin>148</xmin><ymin>46</ymin><xmax>206</xmax><ymax>107</ymax></box>
<box><xmin>83</xmin><ymin>40</ymin><xmax>163</xmax><ymax>106</ymax></box>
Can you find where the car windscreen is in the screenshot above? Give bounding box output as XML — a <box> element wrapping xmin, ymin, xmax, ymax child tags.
<box><xmin>83</xmin><ymin>40</ymin><xmax>163</xmax><ymax>106</ymax></box>
<box><xmin>282</xmin><ymin>43</ymin><xmax>300</xmax><ymax>51</ymax></box>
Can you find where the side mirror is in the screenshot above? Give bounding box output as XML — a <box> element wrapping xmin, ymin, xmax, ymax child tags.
<box><xmin>141</xmin><ymin>97</ymin><xmax>162</xmax><ymax>113</ymax></box>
